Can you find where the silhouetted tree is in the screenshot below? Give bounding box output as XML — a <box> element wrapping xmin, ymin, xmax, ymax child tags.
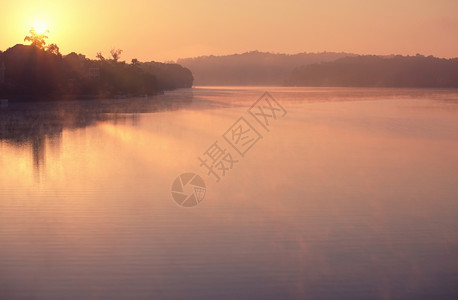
<box><xmin>0</xmin><ymin>43</ymin><xmax>194</xmax><ymax>100</ymax></box>
<box><xmin>47</xmin><ymin>43</ymin><xmax>60</xmax><ymax>56</ymax></box>
<box><xmin>24</xmin><ymin>28</ymin><xmax>49</xmax><ymax>49</ymax></box>
<box><xmin>96</xmin><ymin>52</ymin><xmax>105</xmax><ymax>61</ymax></box>
<box><xmin>110</xmin><ymin>49</ymin><xmax>123</xmax><ymax>62</ymax></box>
<box><xmin>141</xmin><ymin>62</ymin><xmax>194</xmax><ymax>89</ymax></box>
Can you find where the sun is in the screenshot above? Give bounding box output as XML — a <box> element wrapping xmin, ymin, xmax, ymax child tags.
<box><xmin>32</xmin><ymin>20</ymin><xmax>49</xmax><ymax>34</ymax></box>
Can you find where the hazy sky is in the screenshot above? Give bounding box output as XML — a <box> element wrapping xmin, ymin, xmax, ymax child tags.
<box><xmin>1</xmin><ymin>0</ymin><xmax>457</xmax><ymax>62</ymax></box>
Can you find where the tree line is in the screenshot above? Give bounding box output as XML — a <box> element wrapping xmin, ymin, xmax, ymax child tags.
<box><xmin>286</xmin><ymin>55</ymin><xmax>458</xmax><ymax>88</ymax></box>
<box><xmin>178</xmin><ymin>51</ymin><xmax>458</xmax><ymax>88</ymax></box>
<box><xmin>0</xmin><ymin>29</ymin><xmax>193</xmax><ymax>101</ymax></box>
<box><xmin>177</xmin><ymin>51</ymin><xmax>353</xmax><ymax>86</ymax></box>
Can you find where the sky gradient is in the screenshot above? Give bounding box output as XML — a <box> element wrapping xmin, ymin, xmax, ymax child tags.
<box><xmin>1</xmin><ymin>0</ymin><xmax>457</xmax><ymax>62</ymax></box>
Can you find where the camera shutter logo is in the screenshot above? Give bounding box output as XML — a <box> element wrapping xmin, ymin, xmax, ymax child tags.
<box><xmin>171</xmin><ymin>173</ymin><xmax>206</xmax><ymax>207</ymax></box>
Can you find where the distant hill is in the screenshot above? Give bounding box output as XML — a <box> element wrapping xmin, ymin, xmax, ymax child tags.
<box><xmin>177</xmin><ymin>51</ymin><xmax>354</xmax><ymax>86</ymax></box>
<box><xmin>287</xmin><ymin>55</ymin><xmax>458</xmax><ymax>88</ymax></box>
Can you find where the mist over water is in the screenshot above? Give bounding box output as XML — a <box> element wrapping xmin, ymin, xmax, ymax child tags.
<box><xmin>1</xmin><ymin>87</ymin><xmax>458</xmax><ymax>299</ymax></box>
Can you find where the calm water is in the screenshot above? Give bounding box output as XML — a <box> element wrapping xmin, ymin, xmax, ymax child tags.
<box><xmin>1</xmin><ymin>87</ymin><xmax>458</xmax><ymax>299</ymax></box>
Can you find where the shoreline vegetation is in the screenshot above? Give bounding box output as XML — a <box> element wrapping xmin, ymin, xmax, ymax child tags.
<box><xmin>179</xmin><ymin>51</ymin><xmax>458</xmax><ymax>87</ymax></box>
<box><xmin>287</xmin><ymin>55</ymin><xmax>458</xmax><ymax>88</ymax></box>
<box><xmin>0</xmin><ymin>29</ymin><xmax>193</xmax><ymax>102</ymax></box>
<box><xmin>1</xmin><ymin>29</ymin><xmax>457</xmax><ymax>102</ymax></box>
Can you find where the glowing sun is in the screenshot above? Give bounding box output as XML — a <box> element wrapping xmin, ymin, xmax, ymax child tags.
<box><xmin>32</xmin><ymin>20</ymin><xmax>49</xmax><ymax>34</ymax></box>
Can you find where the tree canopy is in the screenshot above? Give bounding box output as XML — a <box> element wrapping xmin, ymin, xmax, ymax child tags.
<box><xmin>0</xmin><ymin>44</ymin><xmax>194</xmax><ymax>100</ymax></box>
<box><xmin>24</xmin><ymin>28</ymin><xmax>48</xmax><ymax>49</ymax></box>
<box><xmin>24</xmin><ymin>28</ymin><xmax>60</xmax><ymax>55</ymax></box>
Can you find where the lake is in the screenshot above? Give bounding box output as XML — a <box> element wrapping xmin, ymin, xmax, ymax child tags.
<box><xmin>1</xmin><ymin>87</ymin><xmax>458</xmax><ymax>299</ymax></box>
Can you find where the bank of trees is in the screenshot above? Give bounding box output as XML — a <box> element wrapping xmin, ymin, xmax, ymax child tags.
<box><xmin>287</xmin><ymin>55</ymin><xmax>458</xmax><ymax>87</ymax></box>
<box><xmin>0</xmin><ymin>30</ymin><xmax>194</xmax><ymax>100</ymax></box>
<box><xmin>178</xmin><ymin>51</ymin><xmax>352</xmax><ymax>85</ymax></box>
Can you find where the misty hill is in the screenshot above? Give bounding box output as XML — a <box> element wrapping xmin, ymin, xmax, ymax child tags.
<box><xmin>0</xmin><ymin>44</ymin><xmax>193</xmax><ymax>101</ymax></box>
<box><xmin>287</xmin><ymin>55</ymin><xmax>458</xmax><ymax>88</ymax></box>
<box><xmin>177</xmin><ymin>51</ymin><xmax>354</xmax><ymax>86</ymax></box>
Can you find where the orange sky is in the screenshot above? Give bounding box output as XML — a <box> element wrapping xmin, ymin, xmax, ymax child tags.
<box><xmin>1</xmin><ymin>0</ymin><xmax>457</xmax><ymax>62</ymax></box>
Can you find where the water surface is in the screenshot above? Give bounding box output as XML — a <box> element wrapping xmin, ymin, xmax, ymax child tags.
<box><xmin>1</xmin><ymin>87</ymin><xmax>458</xmax><ymax>299</ymax></box>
